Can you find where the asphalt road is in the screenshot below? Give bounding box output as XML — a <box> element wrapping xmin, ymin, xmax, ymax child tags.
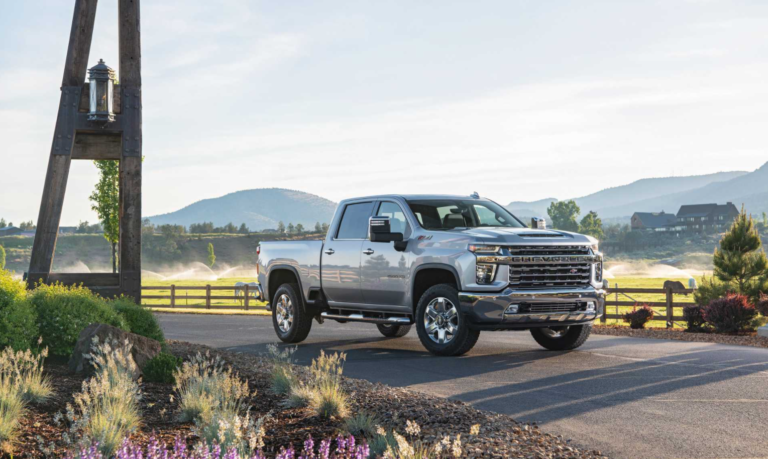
<box><xmin>160</xmin><ymin>314</ymin><xmax>768</xmax><ymax>459</ymax></box>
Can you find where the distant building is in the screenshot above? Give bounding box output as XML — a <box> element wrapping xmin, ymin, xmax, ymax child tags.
<box><xmin>675</xmin><ymin>202</ymin><xmax>740</xmax><ymax>232</ymax></box>
<box><xmin>0</xmin><ymin>226</ymin><xmax>22</xmax><ymax>237</ymax></box>
<box><xmin>59</xmin><ymin>226</ymin><xmax>78</xmax><ymax>234</ymax></box>
<box><xmin>631</xmin><ymin>212</ymin><xmax>677</xmax><ymax>232</ymax></box>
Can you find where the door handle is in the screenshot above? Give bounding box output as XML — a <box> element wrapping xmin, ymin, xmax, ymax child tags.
<box><xmin>363</xmin><ymin>248</ymin><xmax>375</xmax><ymax>255</ymax></box>
<box><xmin>324</xmin><ymin>248</ymin><xmax>335</xmax><ymax>255</ymax></box>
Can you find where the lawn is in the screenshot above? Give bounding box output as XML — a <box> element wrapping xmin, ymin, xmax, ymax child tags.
<box><xmin>142</xmin><ymin>277</ymin><xmax>268</xmax><ymax>310</ymax></box>
<box><xmin>603</xmin><ymin>276</ymin><xmax>697</xmax><ymax>326</ymax></box>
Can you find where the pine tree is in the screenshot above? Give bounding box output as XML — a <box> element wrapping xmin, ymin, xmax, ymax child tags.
<box><xmin>713</xmin><ymin>207</ymin><xmax>768</xmax><ymax>293</ymax></box>
<box><xmin>207</xmin><ymin>243</ymin><xmax>216</xmax><ymax>268</ymax></box>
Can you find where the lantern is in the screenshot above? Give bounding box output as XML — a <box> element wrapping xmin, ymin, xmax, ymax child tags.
<box><xmin>87</xmin><ymin>59</ymin><xmax>116</xmax><ymax>122</ymax></box>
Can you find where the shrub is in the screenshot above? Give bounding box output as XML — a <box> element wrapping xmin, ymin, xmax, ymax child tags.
<box><xmin>174</xmin><ymin>352</ymin><xmax>250</xmax><ymax>423</ymax></box>
<box><xmin>61</xmin><ymin>338</ymin><xmax>141</xmax><ymax>456</ymax></box>
<box><xmin>344</xmin><ymin>411</ymin><xmax>380</xmax><ymax>438</ymax></box>
<box><xmin>282</xmin><ymin>382</ymin><xmax>315</xmax><ymax>409</ymax></box>
<box><xmin>622</xmin><ymin>305</ymin><xmax>655</xmax><ymax>329</ymax></box>
<box><xmin>757</xmin><ymin>294</ymin><xmax>768</xmax><ymax>317</ymax></box>
<box><xmin>110</xmin><ymin>296</ymin><xmax>165</xmax><ymax>343</ymax></box>
<box><xmin>0</xmin><ymin>345</ymin><xmax>52</xmax><ymax>404</ymax></box>
<box><xmin>0</xmin><ymin>270</ymin><xmax>38</xmax><ymax>351</ymax></box>
<box><xmin>682</xmin><ymin>305</ymin><xmax>707</xmax><ymax>332</ymax></box>
<box><xmin>142</xmin><ymin>352</ymin><xmax>181</xmax><ymax>384</ymax></box>
<box><xmin>694</xmin><ymin>275</ymin><xmax>734</xmax><ymax>307</ymax></box>
<box><xmin>703</xmin><ymin>294</ymin><xmax>758</xmax><ymax>333</ymax></box>
<box><xmin>192</xmin><ymin>411</ymin><xmax>269</xmax><ymax>457</ymax></box>
<box><xmin>308</xmin><ymin>351</ymin><xmax>349</xmax><ymax>419</ymax></box>
<box><xmin>0</xmin><ymin>379</ymin><xmax>24</xmax><ymax>453</ymax></box>
<box><xmin>266</xmin><ymin>344</ymin><xmax>298</xmax><ymax>396</ymax></box>
<box><xmin>30</xmin><ymin>283</ymin><xmax>127</xmax><ymax>356</ymax></box>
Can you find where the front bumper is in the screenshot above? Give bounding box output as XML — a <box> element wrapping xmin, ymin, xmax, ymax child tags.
<box><xmin>458</xmin><ymin>287</ymin><xmax>605</xmax><ymax>330</ymax></box>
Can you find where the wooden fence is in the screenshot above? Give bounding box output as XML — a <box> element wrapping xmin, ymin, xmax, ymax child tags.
<box><xmin>143</xmin><ymin>285</ymin><xmax>697</xmax><ymax>326</ymax></box>
<box><xmin>141</xmin><ymin>285</ymin><xmax>263</xmax><ymax>310</ymax></box>
<box><xmin>603</xmin><ymin>287</ymin><xmax>696</xmax><ymax>328</ymax></box>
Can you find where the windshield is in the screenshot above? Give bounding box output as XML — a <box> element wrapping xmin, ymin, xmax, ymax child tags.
<box><xmin>406</xmin><ymin>199</ymin><xmax>526</xmax><ymax>230</ymax></box>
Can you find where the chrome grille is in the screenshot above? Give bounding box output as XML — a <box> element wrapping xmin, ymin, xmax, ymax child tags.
<box><xmin>508</xmin><ymin>245</ymin><xmax>593</xmax><ymax>289</ymax></box>
<box><xmin>522</xmin><ymin>303</ymin><xmax>582</xmax><ymax>313</ymax></box>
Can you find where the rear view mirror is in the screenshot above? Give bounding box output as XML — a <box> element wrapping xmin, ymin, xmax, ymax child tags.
<box><xmin>370</xmin><ymin>216</ymin><xmax>404</xmax><ymax>243</ymax></box>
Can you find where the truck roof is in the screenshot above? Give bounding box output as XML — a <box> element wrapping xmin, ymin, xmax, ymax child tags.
<box><xmin>341</xmin><ymin>194</ymin><xmax>489</xmax><ymax>202</ymax></box>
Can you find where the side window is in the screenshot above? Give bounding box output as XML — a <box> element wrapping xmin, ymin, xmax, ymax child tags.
<box><xmin>336</xmin><ymin>202</ymin><xmax>374</xmax><ymax>239</ymax></box>
<box><xmin>376</xmin><ymin>201</ymin><xmax>410</xmax><ymax>237</ymax></box>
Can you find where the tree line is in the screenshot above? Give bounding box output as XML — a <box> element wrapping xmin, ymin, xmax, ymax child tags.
<box><xmin>546</xmin><ymin>200</ymin><xmax>604</xmax><ymax>239</ymax></box>
<box><xmin>0</xmin><ymin>219</ymin><xmax>36</xmax><ymax>231</ymax></box>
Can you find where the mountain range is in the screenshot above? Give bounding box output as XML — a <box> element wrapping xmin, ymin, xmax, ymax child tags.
<box><xmin>147</xmin><ymin>188</ymin><xmax>337</xmax><ymax>231</ymax></box>
<box><xmin>147</xmin><ymin>162</ymin><xmax>768</xmax><ymax>231</ymax></box>
<box><xmin>507</xmin><ymin>163</ymin><xmax>768</xmax><ymax>220</ymax></box>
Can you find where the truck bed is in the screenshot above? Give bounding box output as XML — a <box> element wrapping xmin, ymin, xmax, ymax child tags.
<box><xmin>258</xmin><ymin>240</ymin><xmax>323</xmax><ymax>300</ymax></box>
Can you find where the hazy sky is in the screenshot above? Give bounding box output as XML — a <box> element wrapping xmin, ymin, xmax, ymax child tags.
<box><xmin>1</xmin><ymin>0</ymin><xmax>767</xmax><ymax>225</ymax></box>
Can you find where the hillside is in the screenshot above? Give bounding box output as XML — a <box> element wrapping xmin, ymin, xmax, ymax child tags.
<box><xmin>147</xmin><ymin>188</ymin><xmax>337</xmax><ymax>231</ymax></box>
<box><xmin>507</xmin><ymin>170</ymin><xmax>750</xmax><ymax>219</ymax></box>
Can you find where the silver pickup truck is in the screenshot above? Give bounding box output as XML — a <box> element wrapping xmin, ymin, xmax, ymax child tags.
<box><xmin>257</xmin><ymin>194</ymin><xmax>607</xmax><ymax>356</ymax></box>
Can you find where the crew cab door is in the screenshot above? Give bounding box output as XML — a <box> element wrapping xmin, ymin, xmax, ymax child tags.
<box><xmin>361</xmin><ymin>200</ymin><xmax>411</xmax><ymax>307</ymax></box>
<box><xmin>321</xmin><ymin>201</ymin><xmax>374</xmax><ymax>304</ymax></box>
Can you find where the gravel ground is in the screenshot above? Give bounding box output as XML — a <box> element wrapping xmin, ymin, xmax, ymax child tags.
<box><xmin>169</xmin><ymin>341</ymin><xmax>609</xmax><ymax>459</ymax></box>
<box><xmin>593</xmin><ymin>325</ymin><xmax>768</xmax><ymax>348</ymax></box>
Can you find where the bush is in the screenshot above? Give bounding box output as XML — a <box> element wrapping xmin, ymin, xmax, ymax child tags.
<box><xmin>344</xmin><ymin>411</ymin><xmax>380</xmax><ymax>438</ymax></box>
<box><xmin>0</xmin><ymin>346</ymin><xmax>52</xmax><ymax>404</ymax></box>
<box><xmin>682</xmin><ymin>305</ymin><xmax>707</xmax><ymax>332</ymax></box>
<box><xmin>30</xmin><ymin>283</ymin><xmax>127</xmax><ymax>357</ymax></box>
<box><xmin>282</xmin><ymin>382</ymin><xmax>315</xmax><ymax>409</ymax></box>
<box><xmin>622</xmin><ymin>305</ymin><xmax>655</xmax><ymax>329</ymax></box>
<box><xmin>266</xmin><ymin>344</ymin><xmax>297</xmax><ymax>396</ymax></box>
<box><xmin>61</xmin><ymin>338</ymin><xmax>141</xmax><ymax>457</ymax></box>
<box><xmin>0</xmin><ymin>271</ymin><xmax>38</xmax><ymax>351</ymax></box>
<box><xmin>142</xmin><ymin>353</ymin><xmax>181</xmax><ymax>384</ymax></box>
<box><xmin>0</xmin><ymin>378</ymin><xmax>24</xmax><ymax>453</ymax></box>
<box><xmin>703</xmin><ymin>294</ymin><xmax>758</xmax><ymax>333</ymax></box>
<box><xmin>174</xmin><ymin>352</ymin><xmax>250</xmax><ymax>423</ymax></box>
<box><xmin>308</xmin><ymin>351</ymin><xmax>349</xmax><ymax>419</ymax></box>
<box><xmin>110</xmin><ymin>297</ymin><xmax>165</xmax><ymax>343</ymax></box>
<box><xmin>694</xmin><ymin>275</ymin><xmax>734</xmax><ymax>307</ymax></box>
<box><xmin>756</xmin><ymin>294</ymin><xmax>768</xmax><ymax>317</ymax></box>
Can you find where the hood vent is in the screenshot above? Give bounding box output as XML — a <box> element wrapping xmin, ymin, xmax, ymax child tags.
<box><xmin>518</xmin><ymin>232</ymin><xmax>566</xmax><ymax>238</ymax></box>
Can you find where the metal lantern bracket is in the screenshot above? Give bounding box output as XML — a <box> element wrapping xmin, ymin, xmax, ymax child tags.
<box><xmin>27</xmin><ymin>0</ymin><xmax>143</xmax><ymax>303</ymax></box>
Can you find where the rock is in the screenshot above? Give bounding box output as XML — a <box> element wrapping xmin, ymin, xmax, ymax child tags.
<box><xmin>68</xmin><ymin>323</ymin><xmax>162</xmax><ymax>379</ymax></box>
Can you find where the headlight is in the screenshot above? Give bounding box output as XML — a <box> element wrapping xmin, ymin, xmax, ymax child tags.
<box><xmin>476</xmin><ymin>264</ymin><xmax>496</xmax><ymax>284</ymax></box>
<box><xmin>468</xmin><ymin>244</ymin><xmax>501</xmax><ymax>254</ymax></box>
<box><xmin>590</xmin><ymin>242</ymin><xmax>599</xmax><ymax>253</ymax></box>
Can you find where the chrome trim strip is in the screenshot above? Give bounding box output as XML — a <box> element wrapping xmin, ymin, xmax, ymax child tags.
<box><xmin>320</xmin><ymin>312</ymin><xmax>411</xmax><ymax>325</ymax></box>
<box><xmin>477</xmin><ymin>254</ymin><xmax>600</xmax><ymax>264</ymax></box>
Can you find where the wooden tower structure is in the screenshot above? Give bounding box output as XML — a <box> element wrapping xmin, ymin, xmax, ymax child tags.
<box><xmin>27</xmin><ymin>0</ymin><xmax>143</xmax><ymax>302</ymax></box>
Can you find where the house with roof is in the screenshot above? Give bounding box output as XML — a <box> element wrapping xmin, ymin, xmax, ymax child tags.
<box><xmin>631</xmin><ymin>212</ymin><xmax>678</xmax><ymax>232</ymax></box>
<box><xmin>0</xmin><ymin>226</ymin><xmax>22</xmax><ymax>237</ymax></box>
<box><xmin>675</xmin><ymin>202</ymin><xmax>740</xmax><ymax>232</ymax></box>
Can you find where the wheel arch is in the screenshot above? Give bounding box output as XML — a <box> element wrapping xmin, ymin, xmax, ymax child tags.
<box><xmin>412</xmin><ymin>264</ymin><xmax>461</xmax><ymax>310</ymax></box>
<box><xmin>267</xmin><ymin>265</ymin><xmax>303</xmax><ymax>304</ymax></box>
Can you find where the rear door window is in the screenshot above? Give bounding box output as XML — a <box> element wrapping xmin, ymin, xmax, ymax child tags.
<box><xmin>336</xmin><ymin>202</ymin><xmax>374</xmax><ymax>239</ymax></box>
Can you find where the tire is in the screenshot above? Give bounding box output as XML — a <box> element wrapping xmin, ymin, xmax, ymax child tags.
<box><xmin>272</xmin><ymin>283</ymin><xmax>312</xmax><ymax>343</ymax></box>
<box><xmin>530</xmin><ymin>324</ymin><xmax>592</xmax><ymax>351</ymax></box>
<box><xmin>376</xmin><ymin>323</ymin><xmax>412</xmax><ymax>338</ymax></box>
<box><xmin>415</xmin><ymin>284</ymin><xmax>480</xmax><ymax>356</ymax></box>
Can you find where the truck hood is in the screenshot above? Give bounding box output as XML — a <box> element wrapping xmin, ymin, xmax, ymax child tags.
<box><xmin>454</xmin><ymin>227</ymin><xmax>596</xmax><ymax>245</ymax></box>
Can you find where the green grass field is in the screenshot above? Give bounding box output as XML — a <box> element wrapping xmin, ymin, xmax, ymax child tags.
<box><xmin>142</xmin><ymin>277</ymin><xmax>268</xmax><ymax>310</ymax></box>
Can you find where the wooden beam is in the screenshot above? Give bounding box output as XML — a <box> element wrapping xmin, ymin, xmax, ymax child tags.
<box><xmin>118</xmin><ymin>0</ymin><xmax>143</xmax><ymax>304</ymax></box>
<box><xmin>71</xmin><ymin>133</ymin><xmax>122</xmax><ymax>160</ymax></box>
<box><xmin>47</xmin><ymin>273</ymin><xmax>120</xmax><ymax>287</ymax></box>
<box><xmin>28</xmin><ymin>0</ymin><xmax>98</xmax><ymax>287</ymax></box>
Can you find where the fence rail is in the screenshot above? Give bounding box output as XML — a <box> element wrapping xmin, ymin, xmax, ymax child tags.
<box><xmin>141</xmin><ymin>285</ymin><xmax>697</xmax><ymax>326</ymax></box>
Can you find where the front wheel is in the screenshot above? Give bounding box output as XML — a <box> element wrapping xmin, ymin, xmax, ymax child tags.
<box><xmin>272</xmin><ymin>283</ymin><xmax>312</xmax><ymax>343</ymax></box>
<box><xmin>415</xmin><ymin>284</ymin><xmax>480</xmax><ymax>356</ymax></box>
<box><xmin>530</xmin><ymin>324</ymin><xmax>592</xmax><ymax>351</ymax></box>
<box><xmin>376</xmin><ymin>323</ymin><xmax>412</xmax><ymax>338</ymax></box>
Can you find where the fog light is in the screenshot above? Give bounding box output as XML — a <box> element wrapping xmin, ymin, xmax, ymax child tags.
<box><xmin>476</xmin><ymin>264</ymin><xmax>495</xmax><ymax>284</ymax></box>
<box><xmin>586</xmin><ymin>302</ymin><xmax>596</xmax><ymax>312</ymax></box>
<box><xmin>505</xmin><ymin>304</ymin><xmax>520</xmax><ymax>314</ymax></box>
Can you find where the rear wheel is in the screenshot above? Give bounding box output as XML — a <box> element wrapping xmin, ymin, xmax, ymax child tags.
<box><xmin>530</xmin><ymin>324</ymin><xmax>591</xmax><ymax>351</ymax></box>
<box><xmin>415</xmin><ymin>284</ymin><xmax>480</xmax><ymax>356</ymax></box>
<box><xmin>272</xmin><ymin>283</ymin><xmax>312</xmax><ymax>343</ymax></box>
<box><xmin>376</xmin><ymin>323</ymin><xmax>412</xmax><ymax>338</ymax></box>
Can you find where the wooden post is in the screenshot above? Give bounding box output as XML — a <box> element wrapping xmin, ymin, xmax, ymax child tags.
<box><xmin>666</xmin><ymin>287</ymin><xmax>674</xmax><ymax>328</ymax></box>
<box><xmin>244</xmin><ymin>284</ymin><xmax>250</xmax><ymax>311</ymax></box>
<box><xmin>170</xmin><ymin>285</ymin><xmax>176</xmax><ymax>308</ymax></box>
<box><xmin>206</xmin><ymin>285</ymin><xmax>211</xmax><ymax>309</ymax></box>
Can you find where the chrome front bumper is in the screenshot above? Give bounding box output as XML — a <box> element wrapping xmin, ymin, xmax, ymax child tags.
<box><xmin>458</xmin><ymin>287</ymin><xmax>605</xmax><ymax>330</ymax></box>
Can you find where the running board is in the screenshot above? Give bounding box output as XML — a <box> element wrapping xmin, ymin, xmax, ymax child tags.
<box><xmin>320</xmin><ymin>312</ymin><xmax>412</xmax><ymax>325</ymax></box>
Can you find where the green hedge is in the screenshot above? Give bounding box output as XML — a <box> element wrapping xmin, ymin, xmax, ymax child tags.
<box><xmin>110</xmin><ymin>297</ymin><xmax>165</xmax><ymax>343</ymax></box>
<box><xmin>0</xmin><ymin>270</ymin><xmax>38</xmax><ymax>350</ymax></box>
<box><xmin>30</xmin><ymin>283</ymin><xmax>128</xmax><ymax>357</ymax></box>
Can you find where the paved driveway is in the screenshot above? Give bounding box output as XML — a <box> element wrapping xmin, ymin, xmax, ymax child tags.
<box><xmin>160</xmin><ymin>314</ymin><xmax>768</xmax><ymax>459</ymax></box>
